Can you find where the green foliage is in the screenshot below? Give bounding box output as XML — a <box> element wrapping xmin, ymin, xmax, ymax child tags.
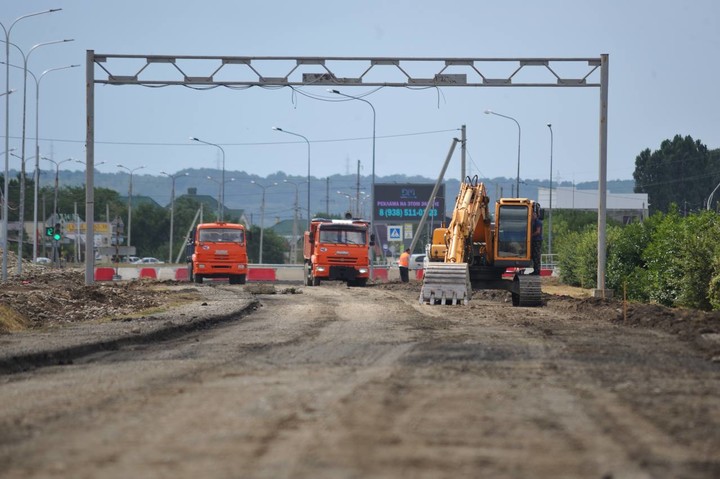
<box><xmin>605</xmin><ymin>220</ymin><xmax>655</xmax><ymax>301</ymax></box>
<box><xmin>131</xmin><ymin>202</ymin><xmax>170</xmax><ymax>258</ymax></box>
<box><xmin>246</xmin><ymin>225</ymin><xmax>287</xmax><ymax>264</ymax></box>
<box><xmin>673</xmin><ymin>211</ymin><xmax>720</xmax><ymax>310</ymax></box>
<box><xmin>709</xmin><ymin>255</ymin><xmax>720</xmax><ymax>310</ymax></box>
<box><xmin>642</xmin><ymin>208</ymin><xmax>684</xmax><ymax>306</ymax></box>
<box><xmin>633</xmin><ymin>135</ymin><xmax>719</xmax><ymax>214</ymax></box>
<box><xmin>556</xmin><ymin>228</ymin><xmax>598</xmax><ymax>289</ymax></box>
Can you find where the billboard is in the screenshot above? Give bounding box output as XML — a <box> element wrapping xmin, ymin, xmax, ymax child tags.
<box><xmin>373</xmin><ymin>183</ymin><xmax>445</xmax><ymax>223</ymax></box>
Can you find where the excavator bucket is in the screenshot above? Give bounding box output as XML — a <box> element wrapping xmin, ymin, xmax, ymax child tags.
<box><xmin>420</xmin><ymin>263</ymin><xmax>472</xmax><ymax>305</ymax></box>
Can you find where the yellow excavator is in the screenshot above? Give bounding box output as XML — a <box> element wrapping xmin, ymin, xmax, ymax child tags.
<box><xmin>420</xmin><ymin>176</ymin><xmax>543</xmax><ymax>306</ymax></box>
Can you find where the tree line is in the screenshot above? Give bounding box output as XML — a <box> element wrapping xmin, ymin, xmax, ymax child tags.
<box><xmin>0</xmin><ymin>178</ymin><xmax>289</xmax><ymax>263</ymax></box>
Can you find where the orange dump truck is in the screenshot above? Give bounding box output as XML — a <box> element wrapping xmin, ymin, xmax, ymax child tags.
<box><xmin>303</xmin><ymin>217</ymin><xmax>374</xmax><ymax>287</ymax></box>
<box><xmin>186</xmin><ymin>222</ymin><xmax>248</xmax><ymax>284</ymax></box>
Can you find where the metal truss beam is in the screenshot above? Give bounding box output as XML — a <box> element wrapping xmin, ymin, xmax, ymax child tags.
<box><xmin>91</xmin><ymin>54</ymin><xmax>601</xmax><ymax>88</ymax></box>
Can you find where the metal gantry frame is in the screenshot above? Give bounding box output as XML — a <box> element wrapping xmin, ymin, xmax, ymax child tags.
<box><xmin>85</xmin><ymin>52</ymin><xmax>609</xmax><ymax>296</ymax></box>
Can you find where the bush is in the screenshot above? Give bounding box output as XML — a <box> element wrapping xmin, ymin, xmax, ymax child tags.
<box><xmin>606</xmin><ymin>221</ymin><xmax>654</xmax><ymax>301</ymax></box>
<box><xmin>675</xmin><ymin>211</ymin><xmax>720</xmax><ymax>310</ymax></box>
<box><xmin>556</xmin><ymin>227</ymin><xmax>597</xmax><ymax>289</ymax></box>
<box><xmin>642</xmin><ymin>209</ymin><xmax>683</xmax><ymax>306</ymax></box>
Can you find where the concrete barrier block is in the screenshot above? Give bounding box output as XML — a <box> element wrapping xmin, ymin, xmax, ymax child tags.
<box><xmin>139</xmin><ymin>268</ymin><xmax>158</xmax><ymax>279</ymax></box>
<box><xmin>175</xmin><ymin>268</ymin><xmax>189</xmax><ymax>281</ymax></box>
<box><xmin>248</xmin><ymin>268</ymin><xmax>276</xmax><ymax>281</ymax></box>
<box><xmin>373</xmin><ymin>268</ymin><xmax>388</xmax><ymax>282</ymax></box>
<box><xmin>94</xmin><ymin>267</ymin><xmax>116</xmax><ymax>281</ymax></box>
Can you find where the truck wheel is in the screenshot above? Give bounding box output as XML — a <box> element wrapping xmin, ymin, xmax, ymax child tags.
<box><xmin>194</xmin><ymin>274</ymin><xmax>203</xmax><ymax>284</ymax></box>
<box><xmin>187</xmin><ymin>264</ymin><xmax>194</xmax><ymax>282</ymax></box>
<box><xmin>312</xmin><ymin>274</ymin><xmax>321</xmax><ymax>286</ymax></box>
<box><xmin>305</xmin><ymin>265</ymin><xmax>313</xmax><ymax>286</ymax></box>
<box><xmin>353</xmin><ymin>278</ymin><xmax>368</xmax><ymax>287</ymax></box>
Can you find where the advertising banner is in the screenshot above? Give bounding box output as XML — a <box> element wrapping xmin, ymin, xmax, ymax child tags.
<box><xmin>373</xmin><ymin>184</ymin><xmax>445</xmax><ymax>223</ymax></box>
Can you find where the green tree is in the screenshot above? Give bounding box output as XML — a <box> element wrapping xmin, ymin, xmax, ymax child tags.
<box><xmin>246</xmin><ymin>225</ymin><xmax>287</xmax><ymax>264</ymax></box>
<box><xmin>131</xmin><ymin>202</ymin><xmax>170</xmax><ymax>258</ymax></box>
<box><xmin>634</xmin><ymin>135</ymin><xmax>719</xmax><ymax>215</ymax></box>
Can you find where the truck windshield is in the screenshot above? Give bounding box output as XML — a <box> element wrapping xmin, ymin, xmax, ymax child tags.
<box><xmin>496</xmin><ymin>205</ymin><xmax>528</xmax><ymax>258</ymax></box>
<box><xmin>199</xmin><ymin>228</ymin><xmax>244</xmax><ymax>243</ymax></box>
<box><xmin>318</xmin><ymin>228</ymin><xmax>366</xmax><ymax>245</ymax></box>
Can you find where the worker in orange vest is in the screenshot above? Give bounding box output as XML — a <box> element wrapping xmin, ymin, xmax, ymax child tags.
<box><xmin>398</xmin><ymin>248</ymin><xmax>410</xmax><ymax>283</ymax></box>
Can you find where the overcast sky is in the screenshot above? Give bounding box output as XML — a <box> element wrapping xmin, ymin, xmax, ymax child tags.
<box><xmin>3</xmin><ymin>0</ymin><xmax>718</xmax><ymax>185</ymax></box>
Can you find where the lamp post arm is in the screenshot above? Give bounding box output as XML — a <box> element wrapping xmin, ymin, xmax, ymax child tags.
<box><xmin>708</xmin><ymin>181</ymin><xmax>720</xmax><ymax>210</ymax></box>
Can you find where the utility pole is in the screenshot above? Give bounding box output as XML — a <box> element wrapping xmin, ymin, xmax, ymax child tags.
<box><xmin>356</xmin><ymin>160</ymin><xmax>361</xmax><ymax>217</ymax></box>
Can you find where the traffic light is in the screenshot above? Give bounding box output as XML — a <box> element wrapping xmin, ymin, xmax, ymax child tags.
<box><xmin>53</xmin><ymin>223</ymin><xmax>62</xmax><ymax>241</ymax></box>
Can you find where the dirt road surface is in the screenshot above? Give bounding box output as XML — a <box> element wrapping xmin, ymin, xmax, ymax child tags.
<box><xmin>1</xmin><ymin>279</ymin><xmax>720</xmax><ymax>478</ymax></box>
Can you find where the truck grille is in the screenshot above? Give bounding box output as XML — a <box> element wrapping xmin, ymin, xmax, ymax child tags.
<box><xmin>328</xmin><ymin>256</ymin><xmax>357</xmax><ymax>264</ymax></box>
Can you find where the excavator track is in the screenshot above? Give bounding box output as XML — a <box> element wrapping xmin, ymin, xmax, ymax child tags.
<box><xmin>512</xmin><ymin>274</ymin><xmax>543</xmax><ymax>307</ymax></box>
<box><xmin>420</xmin><ymin>263</ymin><xmax>472</xmax><ymax>305</ymax></box>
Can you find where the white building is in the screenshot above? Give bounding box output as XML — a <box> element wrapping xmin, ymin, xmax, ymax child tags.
<box><xmin>537</xmin><ymin>187</ymin><xmax>649</xmax><ymax>224</ymax></box>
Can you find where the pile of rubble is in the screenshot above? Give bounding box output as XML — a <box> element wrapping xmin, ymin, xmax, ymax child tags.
<box><xmin>0</xmin><ymin>251</ymin><xmax>180</xmax><ymax>332</ymax></box>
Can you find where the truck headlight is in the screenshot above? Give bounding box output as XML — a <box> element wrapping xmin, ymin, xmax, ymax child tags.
<box><xmin>358</xmin><ymin>268</ymin><xmax>368</xmax><ymax>274</ymax></box>
<box><xmin>316</xmin><ymin>266</ymin><xmax>326</xmax><ymax>272</ymax></box>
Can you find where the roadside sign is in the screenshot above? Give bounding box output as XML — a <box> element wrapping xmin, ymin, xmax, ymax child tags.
<box><xmin>388</xmin><ymin>225</ymin><xmax>402</xmax><ymax>240</ymax></box>
<box><xmin>404</xmin><ymin>223</ymin><xmax>413</xmax><ymax>239</ymax></box>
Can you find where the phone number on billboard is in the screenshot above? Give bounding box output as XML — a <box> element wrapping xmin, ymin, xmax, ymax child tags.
<box><xmin>378</xmin><ymin>208</ymin><xmax>438</xmax><ymax>218</ymax></box>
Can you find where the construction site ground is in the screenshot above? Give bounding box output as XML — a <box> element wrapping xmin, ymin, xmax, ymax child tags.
<box><xmin>0</xmin><ymin>262</ymin><xmax>719</xmax><ymax>478</ymax></box>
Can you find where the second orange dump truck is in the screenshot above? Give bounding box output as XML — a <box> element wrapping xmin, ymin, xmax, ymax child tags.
<box><xmin>303</xmin><ymin>217</ymin><xmax>374</xmax><ymax>287</ymax></box>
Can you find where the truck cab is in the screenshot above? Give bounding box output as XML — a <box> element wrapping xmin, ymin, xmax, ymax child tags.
<box><xmin>303</xmin><ymin>217</ymin><xmax>374</xmax><ymax>287</ymax></box>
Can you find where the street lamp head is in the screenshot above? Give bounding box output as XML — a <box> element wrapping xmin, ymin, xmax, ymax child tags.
<box><xmin>272</xmin><ymin>126</ymin><xmax>282</xmax><ymax>131</ymax></box>
<box><xmin>547</xmin><ymin>123</ymin><xmax>552</xmax><ymax>128</ymax></box>
<box><xmin>484</xmin><ymin>110</ymin><xmax>493</xmax><ymax>114</ymax></box>
<box><xmin>189</xmin><ymin>137</ymin><xmax>199</xmax><ymax>142</ymax></box>
<box><xmin>328</xmin><ymin>89</ymin><xmax>340</xmax><ymax>94</ymax></box>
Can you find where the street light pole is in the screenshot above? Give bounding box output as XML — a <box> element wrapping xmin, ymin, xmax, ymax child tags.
<box><xmin>0</xmin><ymin>61</ymin><xmax>78</xmax><ymax>262</ymax></box>
<box><xmin>328</xmin><ymin>89</ymin><xmax>376</xmax><ymax>277</ymax></box>
<box><xmin>337</xmin><ymin>191</ymin><xmax>353</xmax><ymax>213</ymax></box>
<box><xmin>707</xmin><ymin>180</ymin><xmax>720</xmax><ymax>211</ymax></box>
<box><xmin>17</xmin><ymin>40</ymin><xmax>74</xmax><ymax>269</ymax></box>
<box><xmin>1</xmin><ymin>7</ymin><xmax>61</xmax><ymax>280</ymax></box>
<box><xmin>32</xmin><ymin>65</ymin><xmax>78</xmax><ymax>260</ymax></box>
<box><xmin>251</xmin><ymin>181</ymin><xmax>277</xmax><ymax>264</ymax></box>
<box><xmin>190</xmin><ymin>137</ymin><xmax>226</xmax><ymax>221</ymax></box>
<box><xmin>485</xmin><ymin>110</ymin><xmax>522</xmax><ymax>197</ymax></box>
<box><xmin>162</xmin><ymin>171</ymin><xmax>188</xmax><ymax>263</ymax></box>
<box><xmin>117</xmin><ymin>164</ymin><xmax>145</xmax><ymax>249</ymax></box>
<box><xmin>206</xmin><ymin>176</ymin><xmax>234</xmax><ymax>220</ymax></box>
<box><xmin>283</xmin><ymin>179</ymin><xmax>301</xmax><ymax>264</ymax></box>
<box><xmin>547</xmin><ymin>123</ymin><xmax>553</xmax><ymax>258</ymax></box>
<box><xmin>272</xmin><ymin>127</ymin><xmax>311</xmax><ymax>230</ymax></box>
